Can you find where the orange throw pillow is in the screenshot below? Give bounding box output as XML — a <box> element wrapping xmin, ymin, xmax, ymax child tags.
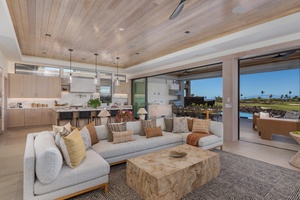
<box><xmin>145</xmin><ymin>126</ymin><xmax>163</xmax><ymax>138</ymax></box>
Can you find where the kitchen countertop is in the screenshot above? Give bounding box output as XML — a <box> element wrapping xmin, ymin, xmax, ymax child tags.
<box><xmin>53</xmin><ymin>105</ymin><xmax>133</xmax><ymax>112</ymax></box>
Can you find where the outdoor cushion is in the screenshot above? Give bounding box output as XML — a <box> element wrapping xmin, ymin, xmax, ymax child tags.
<box><xmin>34</xmin><ymin>149</ymin><xmax>110</xmax><ymax>195</ymax></box>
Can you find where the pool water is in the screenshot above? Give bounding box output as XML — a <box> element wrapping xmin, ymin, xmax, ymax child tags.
<box><xmin>239</xmin><ymin>112</ymin><xmax>253</xmax><ymax>119</ymax></box>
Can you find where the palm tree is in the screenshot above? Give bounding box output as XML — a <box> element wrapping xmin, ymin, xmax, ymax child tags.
<box><xmin>289</xmin><ymin>91</ymin><xmax>292</xmax><ymax>98</ymax></box>
<box><xmin>261</xmin><ymin>90</ymin><xmax>264</xmax><ymax>98</ymax></box>
<box><xmin>240</xmin><ymin>94</ymin><xmax>243</xmax><ymax>98</ymax></box>
<box><xmin>280</xmin><ymin>94</ymin><xmax>284</xmax><ymax>99</ymax></box>
<box><xmin>269</xmin><ymin>94</ymin><xmax>273</xmax><ymax>99</ymax></box>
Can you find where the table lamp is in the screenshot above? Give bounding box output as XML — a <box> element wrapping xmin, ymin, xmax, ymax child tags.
<box><xmin>137</xmin><ymin>108</ymin><xmax>147</xmax><ymax>120</ymax></box>
<box><xmin>98</xmin><ymin>109</ymin><xmax>111</xmax><ymax>125</ymax></box>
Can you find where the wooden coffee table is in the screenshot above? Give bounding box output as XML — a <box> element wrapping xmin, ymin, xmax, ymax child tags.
<box><xmin>126</xmin><ymin>144</ymin><xmax>220</xmax><ymax>200</ymax></box>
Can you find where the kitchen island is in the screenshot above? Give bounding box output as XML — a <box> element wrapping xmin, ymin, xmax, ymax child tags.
<box><xmin>53</xmin><ymin>106</ymin><xmax>133</xmax><ymax>126</ymax></box>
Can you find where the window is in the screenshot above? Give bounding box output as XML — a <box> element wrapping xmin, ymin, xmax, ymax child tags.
<box><xmin>15</xmin><ymin>63</ymin><xmax>60</xmax><ymax>77</ymax></box>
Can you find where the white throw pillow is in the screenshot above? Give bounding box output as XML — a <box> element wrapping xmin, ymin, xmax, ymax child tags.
<box><xmin>34</xmin><ymin>132</ymin><xmax>63</xmax><ymax>184</ymax></box>
<box><xmin>95</xmin><ymin>125</ymin><xmax>108</xmax><ymax>140</ymax></box>
<box><xmin>155</xmin><ymin>118</ymin><xmax>166</xmax><ymax>131</ymax></box>
<box><xmin>126</xmin><ymin>121</ymin><xmax>141</xmax><ymax>135</ymax></box>
<box><xmin>259</xmin><ymin>112</ymin><xmax>270</xmax><ymax>118</ymax></box>
<box><xmin>80</xmin><ymin>126</ymin><xmax>92</xmax><ymax>150</ymax></box>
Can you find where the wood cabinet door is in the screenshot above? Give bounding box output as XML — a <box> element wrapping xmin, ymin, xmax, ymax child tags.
<box><xmin>48</xmin><ymin>77</ymin><xmax>61</xmax><ymax>98</ymax></box>
<box><xmin>8</xmin><ymin>109</ymin><xmax>25</xmax><ymax>127</ymax></box>
<box><xmin>25</xmin><ymin>109</ymin><xmax>42</xmax><ymax>126</ymax></box>
<box><xmin>41</xmin><ymin>109</ymin><xmax>54</xmax><ymax>125</ymax></box>
<box><xmin>8</xmin><ymin>74</ymin><xmax>24</xmax><ymax>98</ymax></box>
<box><xmin>36</xmin><ymin>76</ymin><xmax>48</xmax><ymax>98</ymax></box>
<box><xmin>23</xmin><ymin>74</ymin><xmax>37</xmax><ymax>97</ymax></box>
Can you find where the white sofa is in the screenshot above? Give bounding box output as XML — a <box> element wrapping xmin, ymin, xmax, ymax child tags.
<box><xmin>24</xmin><ymin>118</ymin><xmax>223</xmax><ymax>200</ymax></box>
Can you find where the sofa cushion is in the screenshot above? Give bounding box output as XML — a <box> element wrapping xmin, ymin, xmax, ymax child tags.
<box><xmin>86</xmin><ymin>121</ymin><xmax>99</xmax><ymax>145</ymax></box>
<box><xmin>140</xmin><ymin>119</ymin><xmax>156</xmax><ymax>136</ymax></box>
<box><xmin>164</xmin><ymin>118</ymin><xmax>173</xmax><ymax>132</ymax></box>
<box><xmin>60</xmin><ymin>129</ymin><xmax>86</xmax><ymax>168</ymax></box>
<box><xmin>192</xmin><ymin>119</ymin><xmax>210</xmax><ymax>134</ymax></box>
<box><xmin>126</xmin><ymin>121</ymin><xmax>141</xmax><ymax>135</ymax></box>
<box><xmin>80</xmin><ymin>126</ymin><xmax>92</xmax><ymax>150</ymax></box>
<box><xmin>34</xmin><ymin>149</ymin><xmax>110</xmax><ymax>195</ymax></box>
<box><xmin>113</xmin><ymin>130</ymin><xmax>135</xmax><ymax>144</ymax></box>
<box><xmin>172</xmin><ymin>117</ymin><xmax>189</xmax><ymax>133</ymax></box>
<box><xmin>34</xmin><ymin>131</ymin><xmax>63</xmax><ymax>184</ymax></box>
<box><xmin>92</xmin><ymin>132</ymin><xmax>182</xmax><ymax>160</ymax></box>
<box><xmin>187</xmin><ymin>118</ymin><xmax>193</xmax><ymax>131</ymax></box>
<box><xmin>155</xmin><ymin>118</ymin><xmax>166</xmax><ymax>131</ymax></box>
<box><xmin>107</xmin><ymin>123</ymin><xmax>126</xmax><ymax>142</ymax></box>
<box><xmin>179</xmin><ymin>133</ymin><xmax>222</xmax><ymax>147</ymax></box>
<box><xmin>95</xmin><ymin>125</ymin><xmax>108</xmax><ymax>140</ymax></box>
<box><xmin>145</xmin><ymin>126</ymin><xmax>163</xmax><ymax>138</ymax></box>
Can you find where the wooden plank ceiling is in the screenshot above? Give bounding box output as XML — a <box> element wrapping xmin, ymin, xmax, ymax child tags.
<box><xmin>6</xmin><ymin>0</ymin><xmax>300</xmax><ymax>69</ymax></box>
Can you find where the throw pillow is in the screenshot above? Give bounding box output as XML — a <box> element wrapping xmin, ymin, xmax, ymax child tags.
<box><xmin>192</xmin><ymin>119</ymin><xmax>210</xmax><ymax>134</ymax></box>
<box><xmin>145</xmin><ymin>126</ymin><xmax>163</xmax><ymax>138</ymax></box>
<box><xmin>172</xmin><ymin>117</ymin><xmax>189</xmax><ymax>133</ymax></box>
<box><xmin>86</xmin><ymin>121</ymin><xmax>99</xmax><ymax>145</ymax></box>
<box><xmin>155</xmin><ymin>118</ymin><xmax>166</xmax><ymax>131</ymax></box>
<box><xmin>126</xmin><ymin>121</ymin><xmax>142</xmax><ymax>135</ymax></box>
<box><xmin>95</xmin><ymin>125</ymin><xmax>108</xmax><ymax>140</ymax></box>
<box><xmin>107</xmin><ymin>123</ymin><xmax>126</xmax><ymax>142</ymax></box>
<box><xmin>112</xmin><ymin>130</ymin><xmax>135</xmax><ymax>144</ymax></box>
<box><xmin>164</xmin><ymin>118</ymin><xmax>173</xmax><ymax>132</ymax></box>
<box><xmin>53</xmin><ymin>122</ymin><xmax>71</xmax><ymax>134</ymax></box>
<box><xmin>34</xmin><ymin>132</ymin><xmax>63</xmax><ymax>184</ymax></box>
<box><xmin>60</xmin><ymin>129</ymin><xmax>86</xmax><ymax>168</ymax></box>
<box><xmin>259</xmin><ymin>112</ymin><xmax>270</xmax><ymax>118</ymax></box>
<box><xmin>79</xmin><ymin>126</ymin><xmax>92</xmax><ymax>150</ymax></box>
<box><xmin>55</xmin><ymin>126</ymin><xmax>71</xmax><ymax>149</ymax></box>
<box><xmin>187</xmin><ymin>118</ymin><xmax>193</xmax><ymax>131</ymax></box>
<box><xmin>140</xmin><ymin>119</ymin><xmax>156</xmax><ymax>136</ymax></box>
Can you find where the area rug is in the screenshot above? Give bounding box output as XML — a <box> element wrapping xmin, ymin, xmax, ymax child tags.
<box><xmin>71</xmin><ymin>151</ymin><xmax>300</xmax><ymax>200</ymax></box>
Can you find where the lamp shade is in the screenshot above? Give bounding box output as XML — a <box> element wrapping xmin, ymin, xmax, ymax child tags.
<box><xmin>137</xmin><ymin>108</ymin><xmax>147</xmax><ymax>115</ymax></box>
<box><xmin>98</xmin><ymin>109</ymin><xmax>111</xmax><ymax>117</ymax></box>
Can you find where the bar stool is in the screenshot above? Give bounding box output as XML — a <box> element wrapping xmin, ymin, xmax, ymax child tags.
<box><xmin>77</xmin><ymin>111</ymin><xmax>91</xmax><ymax>127</ymax></box>
<box><xmin>57</xmin><ymin>112</ymin><xmax>73</xmax><ymax>126</ymax></box>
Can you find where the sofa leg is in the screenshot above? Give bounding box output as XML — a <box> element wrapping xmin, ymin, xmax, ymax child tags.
<box><xmin>104</xmin><ymin>182</ymin><xmax>109</xmax><ymax>193</ymax></box>
<box><xmin>220</xmin><ymin>146</ymin><xmax>223</xmax><ymax>151</ymax></box>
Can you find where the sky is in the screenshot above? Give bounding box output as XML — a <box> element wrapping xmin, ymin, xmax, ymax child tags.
<box><xmin>191</xmin><ymin>69</ymin><xmax>300</xmax><ymax>99</ymax></box>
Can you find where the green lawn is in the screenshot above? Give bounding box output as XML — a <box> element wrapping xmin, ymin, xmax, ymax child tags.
<box><xmin>240</xmin><ymin>102</ymin><xmax>300</xmax><ymax>111</ymax></box>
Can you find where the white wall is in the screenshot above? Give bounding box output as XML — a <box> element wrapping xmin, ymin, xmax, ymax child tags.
<box><xmin>148</xmin><ymin>78</ymin><xmax>178</xmax><ymax>105</ymax></box>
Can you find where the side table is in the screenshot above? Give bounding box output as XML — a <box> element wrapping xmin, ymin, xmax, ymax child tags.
<box><xmin>289</xmin><ymin>132</ymin><xmax>300</xmax><ymax>168</ymax></box>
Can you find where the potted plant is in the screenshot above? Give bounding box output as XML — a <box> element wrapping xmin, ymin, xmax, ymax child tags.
<box><xmin>87</xmin><ymin>98</ymin><xmax>101</xmax><ymax>108</ymax></box>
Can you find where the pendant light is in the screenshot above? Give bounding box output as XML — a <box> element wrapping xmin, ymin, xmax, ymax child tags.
<box><xmin>94</xmin><ymin>53</ymin><xmax>98</xmax><ymax>85</ymax></box>
<box><xmin>115</xmin><ymin>57</ymin><xmax>120</xmax><ymax>86</ymax></box>
<box><xmin>69</xmin><ymin>49</ymin><xmax>73</xmax><ymax>84</ymax></box>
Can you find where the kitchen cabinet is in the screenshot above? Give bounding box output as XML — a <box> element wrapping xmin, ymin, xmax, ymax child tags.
<box><xmin>25</xmin><ymin>109</ymin><xmax>42</xmax><ymax>126</ymax></box>
<box><xmin>23</xmin><ymin>74</ymin><xmax>37</xmax><ymax>97</ymax></box>
<box><xmin>47</xmin><ymin>77</ymin><xmax>61</xmax><ymax>98</ymax></box>
<box><xmin>8</xmin><ymin>109</ymin><xmax>25</xmax><ymax>128</ymax></box>
<box><xmin>114</xmin><ymin>82</ymin><xmax>130</xmax><ymax>94</ymax></box>
<box><xmin>8</xmin><ymin>74</ymin><xmax>24</xmax><ymax>98</ymax></box>
<box><xmin>41</xmin><ymin>108</ymin><xmax>55</xmax><ymax>125</ymax></box>
<box><xmin>8</xmin><ymin>74</ymin><xmax>61</xmax><ymax>98</ymax></box>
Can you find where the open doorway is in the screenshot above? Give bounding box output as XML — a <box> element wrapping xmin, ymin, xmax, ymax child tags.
<box><xmin>239</xmin><ymin>49</ymin><xmax>300</xmax><ymax>151</ymax></box>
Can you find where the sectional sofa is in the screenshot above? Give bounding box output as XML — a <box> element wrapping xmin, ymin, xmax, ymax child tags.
<box><xmin>24</xmin><ymin>118</ymin><xmax>223</xmax><ymax>200</ymax></box>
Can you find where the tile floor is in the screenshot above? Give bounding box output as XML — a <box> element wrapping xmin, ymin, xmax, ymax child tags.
<box><xmin>0</xmin><ymin>122</ymin><xmax>299</xmax><ymax>200</ymax></box>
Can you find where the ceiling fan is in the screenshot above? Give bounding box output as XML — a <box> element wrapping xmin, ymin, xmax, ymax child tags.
<box><xmin>169</xmin><ymin>0</ymin><xmax>187</xmax><ymax>20</ymax></box>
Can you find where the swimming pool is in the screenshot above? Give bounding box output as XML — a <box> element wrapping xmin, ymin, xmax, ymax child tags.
<box><xmin>239</xmin><ymin>112</ymin><xmax>253</xmax><ymax>119</ymax></box>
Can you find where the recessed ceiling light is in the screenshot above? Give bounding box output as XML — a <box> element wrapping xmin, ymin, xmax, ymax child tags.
<box><xmin>42</xmin><ymin>52</ymin><xmax>46</xmax><ymax>54</ymax></box>
<box><xmin>45</xmin><ymin>33</ymin><xmax>51</xmax><ymax>37</ymax></box>
<box><xmin>135</xmin><ymin>53</ymin><xmax>139</xmax><ymax>55</ymax></box>
<box><xmin>119</xmin><ymin>28</ymin><xmax>125</xmax><ymax>31</ymax></box>
<box><xmin>185</xmin><ymin>31</ymin><xmax>190</xmax><ymax>34</ymax></box>
<box><xmin>232</xmin><ymin>6</ymin><xmax>245</xmax><ymax>14</ymax></box>
<box><xmin>82</xmin><ymin>58</ymin><xmax>85</xmax><ymax>61</ymax></box>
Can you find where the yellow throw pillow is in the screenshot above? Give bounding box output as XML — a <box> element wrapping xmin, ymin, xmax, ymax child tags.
<box><xmin>60</xmin><ymin>129</ymin><xmax>86</xmax><ymax>168</ymax></box>
<box><xmin>192</xmin><ymin>119</ymin><xmax>210</xmax><ymax>134</ymax></box>
<box><xmin>145</xmin><ymin>126</ymin><xmax>163</xmax><ymax>138</ymax></box>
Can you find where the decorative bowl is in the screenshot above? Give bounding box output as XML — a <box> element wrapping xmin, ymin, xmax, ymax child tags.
<box><xmin>170</xmin><ymin>150</ymin><xmax>187</xmax><ymax>158</ymax></box>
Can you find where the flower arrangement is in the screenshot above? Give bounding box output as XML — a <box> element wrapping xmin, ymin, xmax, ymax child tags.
<box><xmin>115</xmin><ymin>110</ymin><xmax>135</xmax><ymax>122</ymax></box>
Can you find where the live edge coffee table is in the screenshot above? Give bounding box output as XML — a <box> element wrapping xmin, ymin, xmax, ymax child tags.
<box><xmin>126</xmin><ymin>144</ymin><xmax>220</xmax><ymax>200</ymax></box>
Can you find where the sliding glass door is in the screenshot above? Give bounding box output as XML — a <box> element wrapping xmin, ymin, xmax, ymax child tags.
<box><xmin>132</xmin><ymin>78</ymin><xmax>147</xmax><ymax>119</ymax></box>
